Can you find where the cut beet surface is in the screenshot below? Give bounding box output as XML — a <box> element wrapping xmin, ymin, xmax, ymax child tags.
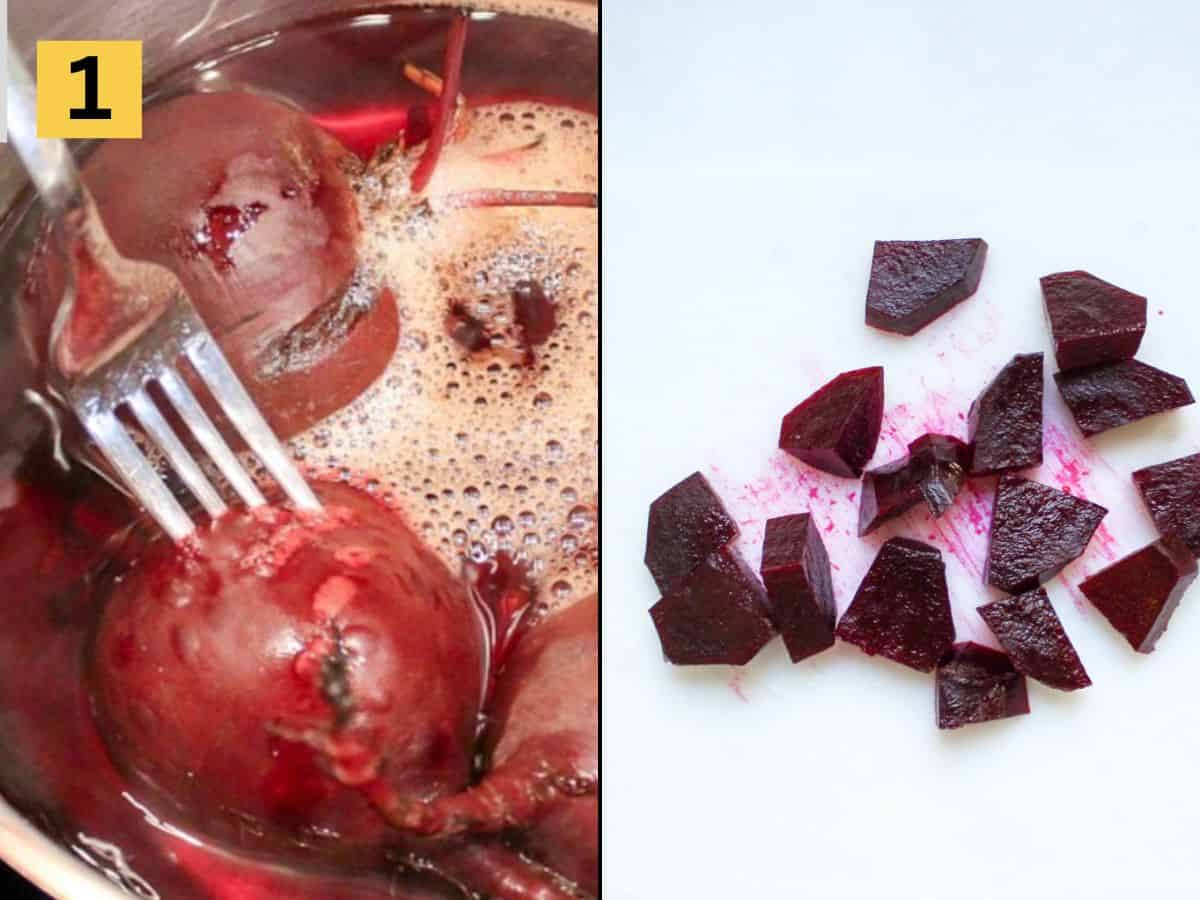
<box><xmin>977</xmin><ymin>588</ymin><xmax>1091</xmax><ymax>691</ymax></box>
<box><xmin>649</xmin><ymin>548</ymin><xmax>777</xmax><ymax>666</ymax></box>
<box><xmin>779</xmin><ymin>367</ymin><xmax>884</xmax><ymax>478</ymax></box>
<box><xmin>968</xmin><ymin>353</ymin><xmax>1044</xmax><ymax>475</ymax></box>
<box><xmin>985</xmin><ymin>475</ymin><xmax>1107</xmax><ymax>594</ymax></box>
<box><xmin>936</xmin><ymin>643</ymin><xmax>1029</xmax><ymax>730</ymax></box>
<box><xmin>865</xmin><ymin>238</ymin><xmax>988</xmax><ymax>336</ymax></box>
<box><xmin>644</xmin><ymin>472</ymin><xmax>738</xmax><ymax>594</ymax></box>
<box><xmin>1054</xmin><ymin>359</ymin><xmax>1194</xmax><ymax>438</ymax></box>
<box><xmin>1079</xmin><ymin>536</ymin><xmax>1197</xmax><ymax>654</ymax></box>
<box><xmin>858</xmin><ymin>434</ymin><xmax>969</xmax><ymax>535</ymax></box>
<box><xmin>836</xmin><ymin>537</ymin><xmax>954</xmax><ymax>672</ymax></box>
<box><xmin>759</xmin><ymin>514</ymin><xmax>836</xmax><ymax>663</ymax></box>
<box><xmin>1041</xmin><ymin>271</ymin><xmax>1147</xmax><ymax>371</ymax></box>
<box><xmin>1133</xmin><ymin>453</ymin><xmax>1200</xmax><ymax>556</ymax></box>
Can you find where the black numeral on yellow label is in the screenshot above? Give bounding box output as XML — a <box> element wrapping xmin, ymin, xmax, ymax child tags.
<box><xmin>68</xmin><ymin>55</ymin><xmax>113</xmax><ymax>120</ymax></box>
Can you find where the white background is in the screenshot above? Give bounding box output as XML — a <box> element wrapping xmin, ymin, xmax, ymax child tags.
<box><xmin>603</xmin><ymin>2</ymin><xmax>1200</xmax><ymax>898</ymax></box>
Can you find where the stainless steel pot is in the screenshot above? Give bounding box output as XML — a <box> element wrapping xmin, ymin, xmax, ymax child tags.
<box><xmin>0</xmin><ymin>1</ymin><xmax>595</xmax><ymax>896</ymax></box>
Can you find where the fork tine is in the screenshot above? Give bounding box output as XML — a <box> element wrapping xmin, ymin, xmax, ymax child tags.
<box><xmin>126</xmin><ymin>387</ymin><xmax>228</xmax><ymax>520</ymax></box>
<box><xmin>186</xmin><ymin>337</ymin><xmax>322</xmax><ymax>512</ymax></box>
<box><xmin>156</xmin><ymin>366</ymin><xmax>267</xmax><ymax>509</ymax></box>
<box><xmin>81</xmin><ymin>406</ymin><xmax>195</xmax><ymax>542</ymax></box>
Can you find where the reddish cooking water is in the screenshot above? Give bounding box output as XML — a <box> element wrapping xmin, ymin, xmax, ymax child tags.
<box><xmin>0</xmin><ymin>6</ymin><xmax>596</xmax><ymax>898</ymax></box>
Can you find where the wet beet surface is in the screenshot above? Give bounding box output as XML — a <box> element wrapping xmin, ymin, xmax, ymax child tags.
<box><xmin>857</xmin><ymin>434</ymin><xmax>970</xmax><ymax>535</ymax></box>
<box><xmin>649</xmin><ymin>548</ymin><xmax>777</xmax><ymax>666</ymax></box>
<box><xmin>1132</xmin><ymin>453</ymin><xmax>1200</xmax><ymax>557</ymax></box>
<box><xmin>968</xmin><ymin>352</ymin><xmax>1044</xmax><ymax>475</ymax></box>
<box><xmin>865</xmin><ymin>238</ymin><xmax>988</xmax><ymax>335</ymax></box>
<box><xmin>935</xmin><ymin>643</ymin><xmax>1029</xmax><ymax>730</ymax></box>
<box><xmin>1054</xmin><ymin>359</ymin><xmax>1195</xmax><ymax>437</ymax></box>
<box><xmin>759</xmin><ymin>514</ymin><xmax>836</xmax><ymax>663</ymax></box>
<box><xmin>835</xmin><ymin>538</ymin><xmax>954</xmax><ymax>673</ymax></box>
<box><xmin>1041</xmin><ymin>271</ymin><xmax>1147</xmax><ymax>371</ymax></box>
<box><xmin>977</xmin><ymin>588</ymin><xmax>1091</xmax><ymax>691</ymax></box>
<box><xmin>644</xmin><ymin>472</ymin><xmax>738</xmax><ymax>594</ymax></box>
<box><xmin>1080</xmin><ymin>536</ymin><xmax>1198</xmax><ymax>654</ymax></box>
<box><xmin>779</xmin><ymin>367</ymin><xmax>884</xmax><ymax>478</ymax></box>
<box><xmin>985</xmin><ymin>475</ymin><xmax>1107</xmax><ymax>594</ymax></box>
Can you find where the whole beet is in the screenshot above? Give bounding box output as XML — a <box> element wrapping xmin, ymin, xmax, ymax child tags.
<box><xmin>88</xmin><ymin>481</ymin><xmax>485</xmax><ymax>864</ymax></box>
<box><xmin>382</xmin><ymin>596</ymin><xmax>599</xmax><ymax>896</ymax></box>
<box><xmin>22</xmin><ymin>92</ymin><xmax>398</xmax><ymax>439</ymax></box>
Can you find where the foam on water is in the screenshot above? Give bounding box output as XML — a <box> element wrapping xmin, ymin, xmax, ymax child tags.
<box><xmin>287</xmin><ymin>100</ymin><xmax>598</xmax><ymax>600</ymax></box>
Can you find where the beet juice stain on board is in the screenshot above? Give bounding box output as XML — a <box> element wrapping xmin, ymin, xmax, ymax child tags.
<box><xmin>0</xmin><ymin>5</ymin><xmax>597</xmax><ymax>900</ymax></box>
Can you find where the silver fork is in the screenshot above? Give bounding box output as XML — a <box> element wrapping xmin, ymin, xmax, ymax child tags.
<box><xmin>7</xmin><ymin>45</ymin><xmax>321</xmax><ymax>542</ymax></box>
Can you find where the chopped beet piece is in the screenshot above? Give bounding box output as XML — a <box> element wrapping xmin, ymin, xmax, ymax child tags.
<box><xmin>935</xmin><ymin>643</ymin><xmax>1029</xmax><ymax>730</ymax></box>
<box><xmin>778</xmin><ymin>367</ymin><xmax>884</xmax><ymax>478</ymax></box>
<box><xmin>1054</xmin><ymin>359</ymin><xmax>1194</xmax><ymax>437</ymax></box>
<box><xmin>513</xmin><ymin>280</ymin><xmax>556</xmax><ymax>347</ymax></box>
<box><xmin>644</xmin><ymin>472</ymin><xmax>738</xmax><ymax>593</ymax></box>
<box><xmin>977</xmin><ymin>588</ymin><xmax>1091</xmax><ymax>691</ymax></box>
<box><xmin>985</xmin><ymin>475</ymin><xmax>1107</xmax><ymax>593</ymax></box>
<box><xmin>1133</xmin><ymin>453</ymin><xmax>1200</xmax><ymax>556</ymax></box>
<box><xmin>968</xmin><ymin>353</ymin><xmax>1044</xmax><ymax>475</ymax></box>
<box><xmin>835</xmin><ymin>537</ymin><xmax>954</xmax><ymax>672</ymax></box>
<box><xmin>864</xmin><ymin>238</ymin><xmax>988</xmax><ymax>335</ymax></box>
<box><xmin>759</xmin><ymin>514</ymin><xmax>836</xmax><ymax>663</ymax></box>
<box><xmin>1041</xmin><ymin>271</ymin><xmax>1147</xmax><ymax>371</ymax></box>
<box><xmin>1079</xmin><ymin>536</ymin><xmax>1197</xmax><ymax>653</ymax></box>
<box><xmin>649</xmin><ymin>548</ymin><xmax>776</xmax><ymax>665</ymax></box>
<box><xmin>858</xmin><ymin>434</ymin><xmax>969</xmax><ymax>535</ymax></box>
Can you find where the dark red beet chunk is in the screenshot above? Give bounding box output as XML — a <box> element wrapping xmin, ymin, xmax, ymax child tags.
<box><xmin>1079</xmin><ymin>536</ymin><xmax>1197</xmax><ymax>653</ymax></box>
<box><xmin>649</xmin><ymin>548</ymin><xmax>776</xmax><ymax>666</ymax></box>
<box><xmin>858</xmin><ymin>434</ymin><xmax>970</xmax><ymax>535</ymax></box>
<box><xmin>1133</xmin><ymin>453</ymin><xmax>1200</xmax><ymax>556</ymax></box>
<box><xmin>1054</xmin><ymin>360</ymin><xmax>1195</xmax><ymax>437</ymax></box>
<box><xmin>835</xmin><ymin>537</ymin><xmax>954</xmax><ymax>672</ymax></box>
<box><xmin>759</xmin><ymin>514</ymin><xmax>836</xmax><ymax>663</ymax></box>
<box><xmin>977</xmin><ymin>589</ymin><xmax>1091</xmax><ymax>691</ymax></box>
<box><xmin>865</xmin><ymin>238</ymin><xmax>988</xmax><ymax>335</ymax></box>
<box><xmin>935</xmin><ymin>643</ymin><xmax>1029</xmax><ymax>730</ymax></box>
<box><xmin>968</xmin><ymin>353</ymin><xmax>1044</xmax><ymax>475</ymax></box>
<box><xmin>985</xmin><ymin>475</ymin><xmax>1107</xmax><ymax>593</ymax></box>
<box><xmin>779</xmin><ymin>367</ymin><xmax>884</xmax><ymax>478</ymax></box>
<box><xmin>1041</xmin><ymin>271</ymin><xmax>1147</xmax><ymax>371</ymax></box>
<box><xmin>644</xmin><ymin>472</ymin><xmax>738</xmax><ymax>593</ymax></box>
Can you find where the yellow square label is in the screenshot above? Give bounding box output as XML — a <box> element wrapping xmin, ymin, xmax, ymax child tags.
<box><xmin>37</xmin><ymin>41</ymin><xmax>142</xmax><ymax>139</ymax></box>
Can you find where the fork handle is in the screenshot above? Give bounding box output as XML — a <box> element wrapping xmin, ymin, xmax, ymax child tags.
<box><xmin>6</xmin><ymin>42</ymin><xmax>86</xmax><ymax>219</ymax></box>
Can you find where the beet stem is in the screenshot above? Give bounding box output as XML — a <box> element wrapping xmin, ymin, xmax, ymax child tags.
<box><xmin>410</xmin><ymin>11</ymin><xmax>470</xmax><ymax>194</ymax></box>
<box><xmin>443</xmin><ymin>188</ymin><xmax>598</xmax><ymax>209</ymax></box>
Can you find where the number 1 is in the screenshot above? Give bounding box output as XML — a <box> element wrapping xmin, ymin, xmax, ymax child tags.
<box><xmin>69</xmin><ymin>55</ymin><xmax>113</xmax><ymax>120</ymax></box>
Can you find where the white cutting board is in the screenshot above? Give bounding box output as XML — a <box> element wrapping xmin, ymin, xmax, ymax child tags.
<box><xmin>602</xmin><ymin>2</ymin><xmax>1200</xmax><ymax>898</ymax></box>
